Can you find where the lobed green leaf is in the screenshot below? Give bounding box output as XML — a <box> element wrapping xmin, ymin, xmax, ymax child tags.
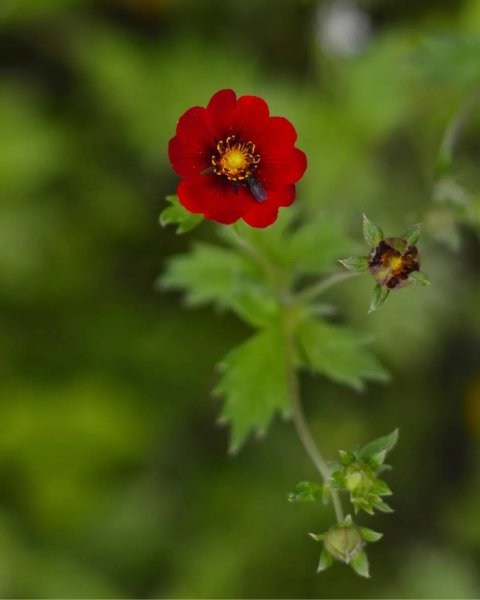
<box><xmin>298</xmin><ymin>318</ymin><xmax>389</xmax><ymax>391</ymax></box>
<box><xmin>214</xmin><ymin>321</ymin><xmax>289</xmax><ymax>453</ymax></box>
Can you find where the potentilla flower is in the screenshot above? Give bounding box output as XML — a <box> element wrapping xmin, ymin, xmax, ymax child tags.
<box><xmin>339</xmin><ymin>216</ymin><xmax>430</xmax><ymax>312</ymax></box>
<box><xmin>168</xmin><ymin>89</ymin><xmax>307</xmax><ymax>228</ymax></box>
<box><xmin>368</xmin><ymin>238</ymin><xmax>419</xmax><ymax>290</ymax></box>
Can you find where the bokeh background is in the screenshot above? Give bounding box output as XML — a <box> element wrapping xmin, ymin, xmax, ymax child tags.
<box><xmin>1</xmin><ymin>0</ymin><xmax>480</xmax><ymax>597</ymax></box>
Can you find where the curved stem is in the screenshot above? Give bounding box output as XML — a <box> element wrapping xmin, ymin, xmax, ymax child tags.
<box><xmin>439</xmin><ymin>87</ymin><xmax>480</xmax><ymax>169</ymax></box>
<box><xmin>297</xmin><ymin>270</ymin><xmax>362</xmax><ymax>304</ymax></box>
<box><xmin>283</xmin><ymin>312</ymin><xmax>344</xmax><ymax>523</ymax></box>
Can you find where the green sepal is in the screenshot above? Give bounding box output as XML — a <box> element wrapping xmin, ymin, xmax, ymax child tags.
<box><xmin>288</xmin><ymin>481</ymin><xmax>323</xmax><ymax>503</ymax></box>
<box><xmin>309</xmin><ymin>532</ymin><xmax>325</xmax><ymax>542</ymax></box>
<box><xmin>368</xmin><ymin>284</ymin><xmax>389</xmax><ymax>313</ymax></box>
<box><xmin>360</xmin><ymin>527</ymin><xmax>383</xmax><ymax>543</ymax></box>
<box><xmin>370</xmin><ymin>479</ymin><xmax>392</xmax><ymax>496</ymax></box>
<box><xmin>317</xmin><ymin>549</ymin><xmax>334</xmax><ymax>573</ymax></box>
<box><xmin>339</xmin><ymin>450</ymin><xmax>355</xmax><ymax>466</ymax></box>
<box><xmin>400</xmin><ymin>223</ymin><xmax>422</xmax><ymax>246</ymax></box>
<box><xmin>160</xmin><ymin>195</ymin><xmax>203</xmax><ymax>234</ymax></box>
<box><xmin>358</xmin><ymin>429</ymin><xmax>399</xmax><ymax>462</ymax></box>
<box><xmin>371</xmin><ymin>497</ymin><xmax>394</xmax><ymax>513</ymax></box>
<box><xmin>350</xmin><ymin>549</ymin><xmax>370</xmax><ymax>578</ymax></box>
<box><xmin>409</xmin><ymin>270</ymin><xmax>431</xmax><ymax>287</ymax></box>
<box><xmin>362</xmin><ymin>214</ymin><xmax>383</xmax><ymax>248</ymax></box>
<box><xmin>339</xmin><ymin>256</ymin><xmax>369</xmax><ymax>272</ymax></box>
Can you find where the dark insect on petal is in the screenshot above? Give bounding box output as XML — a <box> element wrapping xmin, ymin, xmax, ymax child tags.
<box><xmin>201</xmin><ymin>166</ymin><xmax>215</xmax><ymax>176</ymax></box>
<box><xmin>247</xmin><ymin>177</ymin><xmax>267</xmax><ymax>203</ymax></box>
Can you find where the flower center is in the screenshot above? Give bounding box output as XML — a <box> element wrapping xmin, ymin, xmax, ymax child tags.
<box><xmin>388</xmin><ymin>255</ymin><xmax>404</xmax><ymax>273</ymax></box>
<box><xmin>212</xmin><ymin>136</ymin><xmax>260</xmax><ymax>181</ymax></box>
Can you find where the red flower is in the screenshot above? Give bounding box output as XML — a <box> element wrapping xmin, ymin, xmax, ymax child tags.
<box><xmin>168</xmin><ymin>89</ymin><xmax>307</xmax><ymax>228</ymax></box>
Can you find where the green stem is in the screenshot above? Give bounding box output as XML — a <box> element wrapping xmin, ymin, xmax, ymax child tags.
<box><xmin>283</xmin><ymin>310</ymin><xmax>344</xmax><ymax>523</ymax></box>
<box><xmin>439</xmin><ymin>87</ymin><xmax>480</xmax><ymax>169</ymax></box>
<box><xmin>226</xmin><ymin>224</ymin><xmax>279</xmax><ymax>285</ymax></box>
<box><xmin>297</xmin><ymin>271</ymin><xmax>362</xmax><ymax>304</ymax></box>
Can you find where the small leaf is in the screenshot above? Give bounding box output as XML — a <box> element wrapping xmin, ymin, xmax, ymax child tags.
<box><xmin>159</xmin><ymin>195</ymin><xmax>203</xmax><ymax>234</ymax></box>
<box><xmin>362</xmin><ymin>214</ymin><xmax>383</xmax><ymax>248</ymax></box>
<box><xmin>288</xmin><ymin>481</ymin><xmax>323</xmax><ymax>503</ymax></box>
<box><xmin>309</xmin><ymin>532</ymin><xmax>325</xmax><ymax>542</ymax></box>
<box><xmin>339</xmin><ymin>256</ymin><xmax>369</xmax><ymax>272</ymax></box>
<box><xmin>409</xmin><ymin>270</ymin><xmax>431</xmax><ymax>287</ymax></box>
<box><xmin>358</xmin><ymin>429</ymin><xmax>399</xmax><ymax>461</ymax></box>
<box><xmin>400</xmin><ymin>223</ymin><xmax>422</xmax><ymax>246</ymax></box>
<box><xmin>317</xmin><ymin>549</ymin><xmax>334</xmax><ymax>573</ymax></box>
<box><xmin>360</xmin><ymin>528</ymin><xmax>383</xmax><ymax>543</ymax></box>
<box><xmin>350</xmin><ymin>549</ymin><xmax>370</xmax><ymax>578</ymax></box>
<box><xmin>368</xmin><ymin>285</ymin><xmax>389</xmax><ymax>313</ymax></box>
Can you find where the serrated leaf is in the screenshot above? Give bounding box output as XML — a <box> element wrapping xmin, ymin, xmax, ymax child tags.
<box><xmin>358</xmin><ymin>429</ymin><xmax>399</xmax><ymax>461</ymax></box>
<box><xmin>159</xmin><ymin>195</ymin><xmax>203</xmax><ymax>233</ymax></box>
<box><xmin>298</xmin><ymin>318</ymin><xmax>389</xmax><ymax>391</ymax></box>
<box><xmin>288</xmin><ymin>481</ymin><xmax>323</xmax><ymax>503</ymax></box>
<box><xmin>360</xmin><ymin>527</ymin><xmax>383</xmax><ymax>543</ymax></box>
<box><xmin>317</xmin><ymin>549</ymin><xmax>334</xmax><ymax>573</ymax></box>
<box><xmin>362</xmin><ymin>214</ymin><xmax>383</xmax><ymax>248</ymax></box>
<box><xmin>160</xmin><ymin>243</ymin><xmax>278</xmax><ymax>327</ymax></box>
<box><xmin>368</xmin><ymin>285</ymin><xmax>389</xmax><ymax>313</ymax></box>
<box><xmin>350</xmin><ymin>549</ymin><xmax>370</xmax><ymax>578</ymax></box>
<box><xmin>409</xmin><ymin>270</ymin><xmax>431</xmax><ymax>287</ymax></box>
<box><xmin>339</xmin><ymin>256</ymin><xmax>369</xmax><ymax>272</ymax></box>
<box><xmin>215</xmin><ymin>322</ymin><xmax>289</xmax><ymax>453</ymax></box>
<box><xmin>400</xmin><ymin>223</ymin><xmax>422</xmax><ymax>246</ymax></box>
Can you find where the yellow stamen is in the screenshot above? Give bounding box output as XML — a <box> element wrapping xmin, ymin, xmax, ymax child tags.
<box><xmin>389</xmin><ymin>255</ymin><xmax>404</xmax><ymax>272</ymax></box>
<box><xmin>212</xmin><ymin>135</ymin><xmax>260</xmax><ymax>181</ymax></box>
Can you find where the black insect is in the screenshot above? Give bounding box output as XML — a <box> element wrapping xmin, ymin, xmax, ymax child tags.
<box><xmin>247</xmin><ymin>177</ymin><xmax>267</xmax><ymax>203</ymax></box>
<box><xmin>200</xmin><ymin>166</ymin><xmax>215</xmax><ymax>176</ymax></box>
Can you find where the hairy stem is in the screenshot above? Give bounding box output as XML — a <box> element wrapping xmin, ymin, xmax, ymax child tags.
<box><xmin>283</xmin><ymin>311</ymin><xmax>344</xmax><ymax>523</ymax></box>
<box><xmin>439</xmin><ymin>87</ymin><xmax>480</xmax><ymax>168</ymax></box>
<box><xmin>297</xmin><ymin>271</ymin><xmax>362</xmax><ymax>304</ymax></box>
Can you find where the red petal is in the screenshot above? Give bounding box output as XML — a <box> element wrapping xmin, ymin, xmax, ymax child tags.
<box><xmin>234</xmin><ymin>95</ymin><xmax>270</xmax><ymax>140</ymax></box>
<box><xmin>175</xmin><ymin>106</ymin><xmax>211</xmax><ymax>147</ymax></box>
<box><xmin>205</xmin><ymin>90</ymin><xmax>270</xmax><ymax>142</ymax></box>
<box><xmin>206</xmin><ymin>89</ymin><xmax>237</xmax><ymax>140</ymax></box>
<box><xmin>177</xmin><ymin>175</ymin><xmax>249</xmax><ymax>225</ymax></box>
<box><xmin>168</xmin><ymin>136</ymin><xmax>210</xmax><ymax>178</ymax></box>
<box><xmin>242</xmin><ymin>184</ymin><xmax>296</xmax><ymax>228</ymax></box>
<box><xmin>169</xmin><ymin>106</ymin><xmax>216</xmax><ymax>177</ymax></box>
<box><xmin>258</xmin><ymin>147</ymin><xmax>307</xmax><ymax>185</ymax></box>
<box><xmin>257</xmin><ymin>116</ymin><xmax>298</xmax><ymax>149</ymax></box>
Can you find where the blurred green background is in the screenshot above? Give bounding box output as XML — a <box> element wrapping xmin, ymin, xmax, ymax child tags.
<box><xmin>1</xmin><ymin>0</ymin><xmax>480</xmax><ymax>597</ymax></box>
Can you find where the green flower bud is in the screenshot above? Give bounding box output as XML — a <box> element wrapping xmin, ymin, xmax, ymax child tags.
<box><xmin>344</xmin><ymin>462</ymin><xmax>376</xmax><ymax>495</ymax></box>
<box><xmin>324</xmin><ymin>524</ymin><xmax>364</xmax><ymax>564</ymax></box>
